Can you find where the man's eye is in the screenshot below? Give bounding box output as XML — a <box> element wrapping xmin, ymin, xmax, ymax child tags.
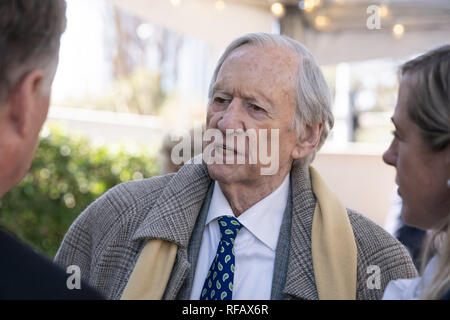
<box><xmin>214</xmin><ymin>97</ymin><xmax>228</xmax><ymax>104</ymax></box>
<box><xmin>249</xmin><ymin>104</ymin><xmax>264</xmax><ymax>112</ymax></box>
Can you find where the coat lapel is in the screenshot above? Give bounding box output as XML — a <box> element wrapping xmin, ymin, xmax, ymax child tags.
<box><xmin>132</xmin><ymin>156</ymin><xmax>212</xmax><ymax>299</ymax></box>
<box><xmin>283</xmin><ymin>164</ymin><xmax>319</xmax><ymax>300</ymax></box>
<box><xmin>132</xmin><ymin>156</ymin><xmax>212</xmax><ymax>247</ymax></box>
<box><xmin>130</xmin><ymin>157</ymin><xmax>318</xmax><ymax>300</ymax></box>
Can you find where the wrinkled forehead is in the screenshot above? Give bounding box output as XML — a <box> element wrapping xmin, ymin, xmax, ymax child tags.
<box><xmin>215</xmin><ymin>44</ymin><xmax>300</xmax><ymax>97</ymax></box>
<box><xmin>222</xmin><ymin>44</ymin><xmax>300</xmax><ymax>77</ymax></box>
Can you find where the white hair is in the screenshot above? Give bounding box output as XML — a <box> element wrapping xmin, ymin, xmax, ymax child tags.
<box><xmin>208</xmin><ymin>32</ymin><xmax>334</xmax><ymax>167</ymax></box>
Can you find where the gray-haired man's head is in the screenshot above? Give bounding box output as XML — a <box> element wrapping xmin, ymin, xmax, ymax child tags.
<box><xmin>0</xmin><ymin>0</ymin><xmax>66</xmax><ymax>197</ymax></box>
<box><xmin>204</xmin><ymin>33</ymin><xmax>333</xmax><ymax>186</ymax></box>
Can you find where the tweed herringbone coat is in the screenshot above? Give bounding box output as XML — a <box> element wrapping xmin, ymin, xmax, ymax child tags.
<box><xmin>55</xmin><ymin>161</ymin><xmax>417</xmax><ymax>299</ymax></box>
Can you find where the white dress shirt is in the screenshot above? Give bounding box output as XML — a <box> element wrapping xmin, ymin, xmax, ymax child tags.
<box><xmin>190</xmin><ymin>174</ymin><xmax>290</xmax><ymax>300</ymax></box>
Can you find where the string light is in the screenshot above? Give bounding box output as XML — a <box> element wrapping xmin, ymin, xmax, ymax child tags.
<box><xmin>215</xmin><ymin>0</ymin><xmax>226</xmax><ymax>11</ymax></box>
<box><xmin>170</xmin><ymin>0</ymin><xmax>181</xmax><ymax>7</ymax></box>
<box><xmin>303</xmin><ymin>0</ymin><xmax>315</xmax><ymax>12</ymax></box>
<box><xmin>271</xmin><ymin>2</ymin><xmax>285</xmax><ymax>18</ymax></box>
<box><xmin>392</xmin><ymin>23</ymin><xmax>405</xmax><ymax>38</ymax></box>
<box><xmin>301</xmin><ymin>0</ymin><xmax>321</xmax><ymax>12</ymax></box>
<box><xmin>314</xmin><ymin>15</ymin><xmax>330</xmax><ymax>29</ymax></box>
<box><xmin>379</xmin><ymin>4</ymin><xmax>389</xmax><ymax>18</ymax></box>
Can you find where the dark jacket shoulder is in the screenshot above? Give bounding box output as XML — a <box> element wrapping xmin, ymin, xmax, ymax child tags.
<box><xmin>0</xmin><ymin>230</ymin><xmax>103</xmax><ymax>300</ymax></box>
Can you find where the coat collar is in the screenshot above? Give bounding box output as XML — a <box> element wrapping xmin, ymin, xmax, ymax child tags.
<box><xmin>132</xmin><ymin>155</ymin><xmax>212</xmax><ymax>248</ymax></box>
<box><xmin>132</xmin><ymin>158</ymin><xmax>318</xmax><ymax>299</ymax></box>
<box><xmin>283</xmin><ymin>164</ymin><xmax>318</xmax><ymax>300</ymax></box>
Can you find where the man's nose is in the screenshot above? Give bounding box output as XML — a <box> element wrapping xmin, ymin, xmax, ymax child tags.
<box><xmin>217</xmin><ymin>98</ymin><xmax>245</xmax><ymax>132</ymax></box>
<box><xmin>382</xmin><ymin>140</ymin><xmax>397</xmax><ymax>167</ymax></box>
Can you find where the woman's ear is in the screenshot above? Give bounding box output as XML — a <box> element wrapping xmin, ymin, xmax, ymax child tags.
<box><xmin>291</xmin><ymin>122</ymin><xmax>323</xmax><ymax>160</ymax></box>
<box><xmin>8</xmin><ymin>69</ymin><xmax>45</xmax><ymax>137</ymax></box>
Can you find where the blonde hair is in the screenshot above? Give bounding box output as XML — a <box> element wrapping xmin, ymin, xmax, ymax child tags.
<box><xmin>400</xmin><ymin>45</ymin><xmax>450</xmax><ymax>152</ymax></box>
<box><xmin>401</xmin><ymin>45</ymin><xmax>450</xmax><ymax>299</ymax></box>
<box><xmin>420</xmin><ymin>215</ymin><xmax>450</xmax><ymax>300</ymax></box>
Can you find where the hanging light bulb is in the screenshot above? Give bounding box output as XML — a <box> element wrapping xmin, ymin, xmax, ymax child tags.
<box><xmin>271</xmin><ymin>2</ymin><xmax>285</xmax><ymax>18</ymax></box>
<box><xmin>392</xmin><ymin>24</ymin><xmax>405</xmax><ymax>38</ymax></box>
<box><xmin>215</xmin><ymin>0</ymin><xmax>226</xmax><ymax>11</ymax></box>
<box><xmin>170</xmin><ymin>0</ymin><xmax>181</xmax><ymax>7</ymax></box>
<box><xmin>303</xmin><ymin>0</ymin><xmax>315</xmax><ymax>12</ymax></box>
<box><xmin>314</xmin><ymin>15</ymin><xmax>330</xmax><ymax>29</ymax></box>
<box><xmin>379</xmin><ymin>4</ymin><xmax>389</xmax><ymax>18</ymax></box>
<box><xmin>300</xmin><ymin>0</ymin><xmax>322</xmax><ymax>12</ymax></box>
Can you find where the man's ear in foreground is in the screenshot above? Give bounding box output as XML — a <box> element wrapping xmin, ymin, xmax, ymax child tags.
<box><xmin>0</xmin><ymin>69</ymin><xmax>51</xmax><ymax>197</ymax></box>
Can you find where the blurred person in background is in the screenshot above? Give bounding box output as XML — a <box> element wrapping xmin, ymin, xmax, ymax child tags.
<box><xmin>382</xmin><ymin>45</ymin><xmax>450</xmax><ymax>300</ymax></box>
<box><xmin>56</xmin><ymin>33</ymin><xmax>416</xmax><ymax>300</ymax></box>
<box><xmin>160</xmin><ymin>126</ymin><xmax>204</xmax><ymax>174</ymax></box>
<box><xmin>0</xmin><ymin>0</ymin><xmax>102</xmax><ymax>299</ymax></box>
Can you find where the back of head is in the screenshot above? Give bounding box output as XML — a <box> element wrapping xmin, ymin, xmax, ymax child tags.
<box><xmin>0</xmin><ymin>0</ymin><xmax>66</xmax><ymax>198</ymax></box>
<box><xmin>0</xmin><ymin>0</ymin><xmax>67</xmax><ymax>104</ymax></box>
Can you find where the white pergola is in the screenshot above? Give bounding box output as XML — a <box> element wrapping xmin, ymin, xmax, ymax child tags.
<box><xmin>97</xmin><ymin>0</ymin><xmax>450</xmax><ymax>224</ymax></box>
<box><xmin>108</xmin><ymin>0</ymin><xmax>450</xmax><ymax>65</ymax></box>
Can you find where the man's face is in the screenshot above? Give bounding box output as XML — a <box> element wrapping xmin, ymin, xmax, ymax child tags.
<box><xmin>383</xmin><ymin>73</ymin><xmax>450</xmax><ymax>230</ymax></box>
<box><xmin>205</xmin><ymin>44</ymin><xmax>301</xmax><ymax>185</ymax></box>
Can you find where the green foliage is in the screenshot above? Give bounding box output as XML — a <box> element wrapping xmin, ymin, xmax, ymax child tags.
<box><xmin>0</xmin><ymin>126</ymin><xmax>160</xmax><ymax>258</ymax></box>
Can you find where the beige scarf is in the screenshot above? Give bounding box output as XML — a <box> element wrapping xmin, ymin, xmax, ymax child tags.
<box><xmin>121</xmin><ymin>166</ymin><xmax>357</xmax><ymax>300</ymax></box>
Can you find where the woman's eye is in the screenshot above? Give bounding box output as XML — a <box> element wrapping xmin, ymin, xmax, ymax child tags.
<box><xmin>391</xmin><ymin>130</ymin><xmax>400</xmax><ymax>139</ymax></box>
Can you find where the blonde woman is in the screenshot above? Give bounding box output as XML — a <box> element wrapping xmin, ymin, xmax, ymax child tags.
<box><xmin>382</xmin><ymin>45</ymin><xmax>450</xmax><ymax>300</ymax></box>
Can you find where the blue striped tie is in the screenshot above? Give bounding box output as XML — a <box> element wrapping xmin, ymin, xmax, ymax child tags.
<box><xmin>200</xmin><ymin>215</ymin><xmax>242</xmax><ymax>300</ymax></box>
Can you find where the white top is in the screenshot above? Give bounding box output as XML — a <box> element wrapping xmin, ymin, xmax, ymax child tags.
<box><xmin>382</xmin><ymin>255</ymin><xmax>440</xmax><ymax>300</ymax></box>
<box><xmin>190</xmin><ymin>174</ymin><xmax>290</xmax><ymax>300</ymax></box>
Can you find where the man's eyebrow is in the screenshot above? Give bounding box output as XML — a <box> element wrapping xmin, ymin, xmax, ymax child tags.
<box><xmin>211</xmin><ymin>85</ymin><xmax>230</xmax><ymax>96</ymax></box>
<box><xmin>211</xmin><ymin>84</ymin><xmax>275</xmax><ymax>111</ymax></box>
<box><xmin>253</xmin><ymin>89</ymin><xmax>274</xmax><ymax>107</ymax></box>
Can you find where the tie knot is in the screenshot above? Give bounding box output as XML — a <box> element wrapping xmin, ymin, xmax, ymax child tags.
<box><xmin>218</xmin><ymin>216</ymin><xmax>242</xmax><ymax>241</ymax></box>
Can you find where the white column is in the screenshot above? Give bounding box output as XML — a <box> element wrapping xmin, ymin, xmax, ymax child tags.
<box><xmin>332</xmin><ymin>63</ymin><xmax>352</xmax><ymax>145</ymax></box>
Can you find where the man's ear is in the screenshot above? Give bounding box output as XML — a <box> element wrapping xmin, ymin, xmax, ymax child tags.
<box><xmin>291</xmin><ymin>122</ymin><xmax>324</xmax><ymax>160</ymax></box>
<box><xmin>8</xmin><ymin>69</ymin><xmax>45</xmax><ymax>137</ymax></box>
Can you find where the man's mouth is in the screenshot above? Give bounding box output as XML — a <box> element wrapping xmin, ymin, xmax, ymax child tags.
<box><xmin>214</xmin><ymin>145</ymin><xmax>237</xmax><ymax>156</ymax></box>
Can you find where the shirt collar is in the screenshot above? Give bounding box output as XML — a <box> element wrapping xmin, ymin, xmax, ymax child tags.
<box><xmin>206</xmin><ymin>174</ymin><xmax>290</xmax><ymax>251</ymax></box>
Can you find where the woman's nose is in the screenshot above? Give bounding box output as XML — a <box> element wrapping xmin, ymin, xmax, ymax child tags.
<box><xmin>383</xmin><ymin>140</ymin><xmax>397</xmax><ymax>167</ymax></box>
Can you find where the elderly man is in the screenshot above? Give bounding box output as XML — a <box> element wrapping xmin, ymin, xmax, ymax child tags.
<box><xmin>0</xmin><ymin>0</ymin><xmax>101</xmax><ymax>299</ymax></box>
<box><xmin>55</xmin><ymin>33</ymin><xmax>417</xmax><ymax>300</ymax></box>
